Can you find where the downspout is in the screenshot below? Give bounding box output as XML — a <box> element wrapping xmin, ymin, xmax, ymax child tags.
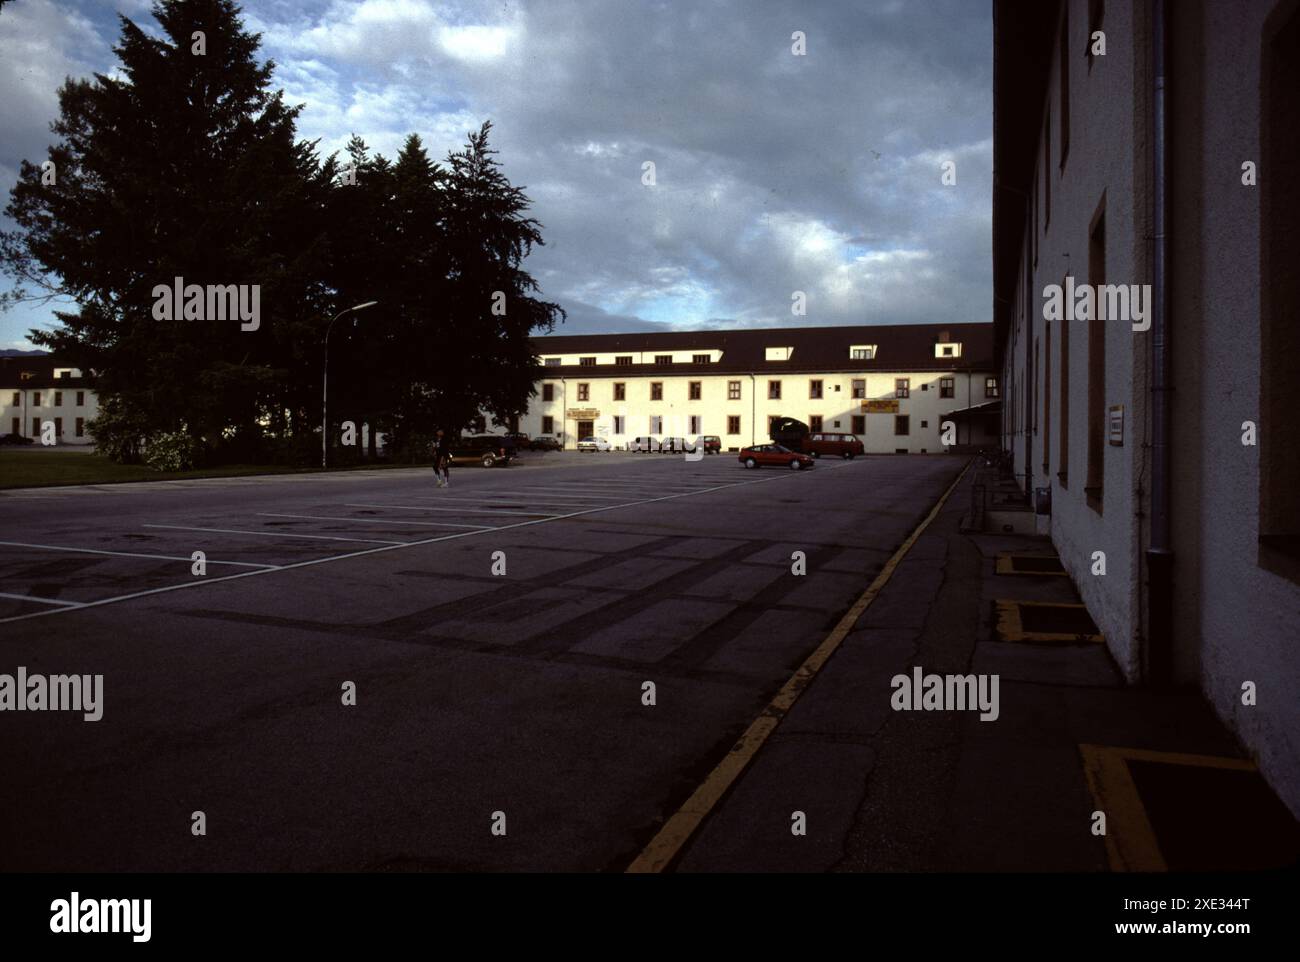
<box><xmin>1024</xmin><ymin>245</ymin><xmax>1034</xmax><ymax>494</ymax></box>
<box><xmin>749</xmin><ymin>374</ymin><xmax>756</xmax><ymax>447</ymax></box>
<box><xmin>1147</xmin><ymin>0</ymin><xmax>1174</xmax><ymax>686</ymax></box>
<box><xmin>561</xmin><ymin>377</ymin><xmax>568</xmax><ymax>451</ymax></box>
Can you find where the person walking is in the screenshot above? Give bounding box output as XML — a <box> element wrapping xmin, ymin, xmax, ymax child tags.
<box><xmin>433</xmin><ymin>429</ymin><xmax>452</xmax><ymax>488</ymax></box>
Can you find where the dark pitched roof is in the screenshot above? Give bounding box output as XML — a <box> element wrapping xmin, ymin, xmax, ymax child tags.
<box><xmin>529</xmin><ymin>322</ymin><xmax>993</xmax><ymax>377</ymax></box>
<box><xmin>0</xmin><ymin>354</ymin><xmax>91</xmax><ymax>390</ymax></box>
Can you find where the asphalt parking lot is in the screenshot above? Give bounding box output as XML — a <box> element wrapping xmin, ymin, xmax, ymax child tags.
<box><xmin>0</xmin><ymin>450</ymin><xmax>965</xmax><ymax>871</ymax></box>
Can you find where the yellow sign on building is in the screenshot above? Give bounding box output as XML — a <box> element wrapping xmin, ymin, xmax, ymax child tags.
<box><xmin>566</xmin><ymin>408</ymin><xmax>599</xmax><ymax>420</ymax></box>
<box><xmin>863</xmin><ymin>399</ymin><xmax>899</xmax><ymax>413</ymax></box>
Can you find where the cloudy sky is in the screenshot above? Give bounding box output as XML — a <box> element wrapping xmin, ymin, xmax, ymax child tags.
<box><xmin>0</xmin><ymin>0</ymin><xmax>993</xmax><ymax>350</ymax></box>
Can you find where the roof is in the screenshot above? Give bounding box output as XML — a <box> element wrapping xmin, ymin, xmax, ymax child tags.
<box><xmin>529</xmin><ymin>322</ymin><xmax>994</xmax><ymax>378</ymax></box>
<box><xmin>0</xmin><ymin>355</ymin><xmax>91</xmax><ymax>390</ymax></box>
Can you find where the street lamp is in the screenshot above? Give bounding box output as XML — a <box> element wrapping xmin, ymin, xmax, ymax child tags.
<box><xmin>322</xmin><ymin>300</ymin><xmax>378</xmax><ymax>469</ymax></box>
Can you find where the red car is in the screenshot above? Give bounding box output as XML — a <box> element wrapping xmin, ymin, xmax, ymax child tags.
<box><xmin>738</xmin><ymin>444</ymin><xmax>815</xmax><ymax>470</ymax></box>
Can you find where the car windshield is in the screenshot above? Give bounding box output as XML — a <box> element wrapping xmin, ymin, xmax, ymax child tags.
<box><xmin>773</xmin><ymin>444</ymin><xmax>790</xmax><ymax>452</ymax></box>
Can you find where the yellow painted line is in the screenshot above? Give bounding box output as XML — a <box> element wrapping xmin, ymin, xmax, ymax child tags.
<box><xmin>994</xmin><ymin>552</ymin><xmax>1069</xmax><ymax>576</ymax></box>
<box><xmin>626</xmin><ymin>460</ymin><xmax>972</xmax><ymax>873</ymax></box>
<box><xmin>1078</xmin><ymin>744</ymin><xmax>1257</xmax><ymax>872</ymax></box>
<box><xmin>994</xmin><ymin>600</ymin><xmax>1104</xmax><ymax>644</ymax></box>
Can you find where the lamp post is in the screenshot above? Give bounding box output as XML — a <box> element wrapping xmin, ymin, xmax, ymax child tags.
<box><xmin>322</xmin><ymin>301</ymin><xmax>378</xmax><ymax>469</ymax></box>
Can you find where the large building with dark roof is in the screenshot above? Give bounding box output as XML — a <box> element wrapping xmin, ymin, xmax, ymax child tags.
<box><xmin>0</xmin><ymin>353</ymin><xmax>98</xmax><ymax>445</ymax></box>
<box><xmin>510</xmin><ymin>322</ymin><xmax>998</xmax><ymax>452</ymax></box>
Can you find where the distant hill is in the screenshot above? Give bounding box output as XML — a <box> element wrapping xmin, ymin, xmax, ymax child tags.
<box><xmin>0</xmin><ymin>349</ymin><xmax>49</xmax><ymax>357</ymax></box>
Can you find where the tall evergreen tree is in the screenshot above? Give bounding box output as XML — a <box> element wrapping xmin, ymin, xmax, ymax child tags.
<box><xmin>0</xmin><ymin>0</ymin><xmax>330</xmax><ymax>453</ymax></box>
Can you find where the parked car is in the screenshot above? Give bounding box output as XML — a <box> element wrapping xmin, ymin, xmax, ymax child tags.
<box><xmin>660</xmin><ymin>437</ymin><xmax>689</xmax><ymax>454</ymax></box>
<box><xmin>576</xmin><ymin>436</ymin><xmax>611</xmax><ymax>452</ymax></box>
<box><xmin>695</xmin><ymin>435</ymin><xmax>722</xmax><ymax>454</ymax></box>
<box><xmin>738</xmin><ymin>443</ymin><xmax>815</xmax><ymax>470</ymax></box>
<box><xmin>629</xmin><ymin>436</ymin><xmax>660</xmax><ymax>453</ymax></box>
<box><xmin>0</xmin><ymin>432</ymin><xmax>34</xmax><ymax>446</ymax></box>
<box><xmin>450</xmin><ymin>434</ymin><xmax>513</xmax><ymax>467</ymax></box>
<box><xmin>529</xmin><ymin>434</ymin><xmax>562</xmax><ymax>451</ymax></box>
<box><xmin>503</xmin><ymin>431</ymin><xmax>530</xmax><ymax>450</ymax></box>
<box><xmin>802</xmin><ymin>432</ymin><xmax>865</xmax><ymax>459</ymax></box>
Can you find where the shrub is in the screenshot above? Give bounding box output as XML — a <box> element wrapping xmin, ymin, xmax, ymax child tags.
<box><xmin>144</xmin><ymin>431</ymin><xmax>204</xmax><ymax>472</ymax></box>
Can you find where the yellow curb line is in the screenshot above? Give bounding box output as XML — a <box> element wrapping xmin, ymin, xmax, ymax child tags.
<box><xmin>1078</xmin><ymin>744</ymin><xmax>1257</xmax><ymax>872</ymax></box>
<box><xmin>994</xmin><ymin>599</ymin><xmax>1105</xmax><ymax>644</ymax></box>
<box><xmin>625</xmin><ymin>459</ymin><xmax>973</xmax><ymax>873</ymax></box>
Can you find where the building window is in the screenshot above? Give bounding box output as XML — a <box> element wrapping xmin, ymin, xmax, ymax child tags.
<box><xmin>810</xmin><ymin>415</ymin><xmax>823</xmax><ymax>432</ymax></box>
<box><xmin>809</xmin><ymin>379</ymin><xmax>823</xmax><ymax>399</ymax></box>
<box><xmin>895</xmin><ymin>378</ymin><xmax>909</xmax><ymax>399</ymax></box>
<box><xmin>579</xmin><ymin>356</ymin><xmax>596</xmax><ymax>367</ymax></box>
<box><xmin>728</xmin><ymin>380</ymin><xmax>741</xmax><ymax>400</ymax></box>
<box><xmin>689</xmin><ymin>381</ymin><xmax>702</xmax><ymax>400</ymax></box>
<box><xmin>10</xmin><ymin>392</ymin><xmax>18</xmax><ymax>406</ymax></box>
<box><xmin>692</xmin><ymin>354</ymin><xmax>710</xmax><ymax>365</ymax></box>
<box><xmin>76</xmin><ymin>417</ymin><xmax>84</xmax><ymax>438</ymax></box>
<box><xmin>53</xmin><ymin>391</ymin><xmax>63</xmax><ymax>406</ymax></box>
<box><xmin>613</xmin><ymin>415</ymin><xmax>625</xmax><ymax>435</ymax></box>
<box><xmin>1044</xmin><ymin>108</ymin><xmax>1051</xmax><ymax>228</ymax></box>
<box><xmin>11</xmin><ymin>417</ymin><xmax>18</xmax><ymax>435</ymax></box>
<box><xmin>76</xmin><ymin>391</ymin><xmax>85</xmax><ymax>406</ymax></box>
<box><xmin>689</xmin><ymin>415</ymin><xmax>701</xmax><ymax>434</ymax></box>
<box><xmin>32</xmin><ymin>418</ymin><xmax>40</xmax><ymax>436</ymax></box>
<box><xmin>33</xmin><ymin>392</ymin><xmax>41</xmax><ymax>406</ymax></box>
<box><xmin>851</xmin><ymin>379</ymin><xmax>865</xmax><ymax>399</ymax></box>
<box><xmin>940</xmin><ymin>377</ymin><xmax>955</xmax><ymax>398</ymax></box>
<box><xmin>727</xmin><ymin>415</ymin><xmax>741</xmax><ymax>435</ymax></box>
<box><xmin>614</xmin><ymin>382</ymin><xmax>626</xmax><ymax>401</ymax></box>
<box><xmin>54</xmin><ymin>417</ymin><xmax>63</xmax><ymax>437</ymax></box>
<box><xmin>1059</xmin><ymin>282</ymin><xmax>1071</xmax><ymax>486</ymax></box>
<box><xmin>852</xmin><ymin>415</ymin><xmax>865</xmax><ymax>434</ymax></box>
<box><xmin>768</xmin><ymin>380</ymin><xmax>781</xmax><ymax>400</ymax></box>
<box><xmin>542</xmin><ymin>415</ymin><xmax>554</xmax><ymax>434</ymax></box>
<box><xmin>895</xmin><ymin>415</ymin><xmax>910</xmax><ymax>436</ymax></box>
<box><xmin>542</xmin><ymin>383</ymin><xmax>555</xmax><ymax>402</ymax></box>
<box><xmin>1060</xmin><ymin>6</ymin><xmax>1070</xmax><ymax>168</ymax></box>
<box><xmin>985</xmin><ymin>377</ymin><xmax>1000</xmax><ymax>399</ymax></box>
<box><xmin>850</xmin><ymin>346</ymin><xmax>875</xmax><ymax>360</ymax></box>
<box><xmin>1261</xmin><ymin>4</ymin><xmax>1300</xmax><ymax>580</ymax></box>
<box><xmin>654</xmin><ymin>354</ymin><xmax>672</xmax><ymax>365</ymax></box>
<box><xmin>650</xmin><ymin>382</ymin><xmax>663</xmax><ymax>401</ymax></box>
<box><xmin>544</xmin><ymin>358</ymin><xmax>561</xmax><ymax>367</ymax></box>
<box><xmin>1087</xmin><ymin>201</ymin><xmax>1106</xmax><ymax>511</ymax></box>
<box><xmin>577</xmin><ymin>383</ymin><xmax>590</xmax><ymax>402</ymax></box>
<box><xmin>616</xmin><ymin>355</ymin><xmax>632</xmax><ymax>366</ymax></box>
<box><xmin>650</xmin><ymin>415</ymin><xmax>663</xmax><ymax>434</ymax></box>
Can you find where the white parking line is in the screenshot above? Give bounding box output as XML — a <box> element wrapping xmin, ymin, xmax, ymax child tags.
<box><xmin>0</xmin><ymin>591</ymin><xmax>86</xmax><ymax>608</ymax></box>
<box><xmin>258</xmin><ymin>512</ymin><xmax>498</xmax><ymax>529</ymax></box>
<box><xmin>0</xmin><ymin>539</ymin><xmax>278</xmax><ymax>569</ymax></box>
<box><xmin>342</xmin><ymin>503</ymin><xmax>556</xmax><ymax>517</ymax></box>
<box><xmin>0</xmin><ymin>468</ymin><xmax>813</xmax><ymax>625</ymax></box>
<box><xmin>399</xmin><ymin>494</ymin><xmax>623</xmax><ymax>507</ymax></box>
<box><xmin>142</xmin><ymin>524</ymin><xmax>405</xmax><ymax>545</ymax></box>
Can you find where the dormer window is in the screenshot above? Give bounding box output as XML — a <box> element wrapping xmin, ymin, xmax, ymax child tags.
<box><xmin>934</xmin><ymin>342</ymin><xmax>962</xmax><ymax>358</ymax></box>
<box><xmin>765</xmin><ymin>346</ymin><xmax>793</xmax><ymax>361</ymax></box>
<box><xmin>615</xmin><ymin>355</ymin><xmax>632</xmax><ymax>366</ymax></box>
<box><xmin>579</xmin><ymin>356</ymin><xmax>596</xmax><ymax>366</ymax></box>
<box><xmin>544</xmin><ymin>358</ymin><xmax>561</xmax><ymax>367</ymax></box>
<box><xmin>849</xmin><ymin>345</ymin><xmax>876</xmax><ymax>360</ymax></box>
<box><xmin>692</xmin><ymin>354</ymin><xmax>710</xmax><ymax>364</ymax></box>
<box><xmin>655</xmin><ymin>354</ymin><xmax>672</xmax><ymax>365</ymax></box>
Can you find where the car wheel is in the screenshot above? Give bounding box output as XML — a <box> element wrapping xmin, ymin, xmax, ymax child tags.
<box><xmin>744</xmin><ymin>458</ymin><xmax>757</xmax><ymax>469</ymax></box>
<box><xmin>481</xmin><ymin>454</ymin><xmax>494</xmax><ymax>467</ymax></box>
<box><xmin>842</xmin><ymin>451</ymin><xmax>851</xmax><ymax>460</ymax></box>
<box><xmin>790</xmin><ymin>460</ymin><xmax>803</xmax><ymax>471</ymax></box>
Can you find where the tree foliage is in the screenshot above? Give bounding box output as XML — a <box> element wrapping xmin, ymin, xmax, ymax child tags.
<box><xmin>1</xmin><ymin>0</ymin><xmax>563</xmax><ymax>463</ymax></box>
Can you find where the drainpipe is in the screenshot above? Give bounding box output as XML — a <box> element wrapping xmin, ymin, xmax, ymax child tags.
<box><xmin>749</xmin><ymin>374</ymin><xmax>756</xmax><ymax>447</ymax></box>
<box><xmin>1147</xmin><ymin>0</ymin><xmax>1173</xmax><ymax>686</ymax></box>
<box><xmin>561</xmin><ymin>377</ymin><xmax>567</xmax><ymax>451</ymax></box>
<box><xmin>1024</xmin><ymin>252</ymin><xmax>1034</xmax><ymax>494</ymax></box>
